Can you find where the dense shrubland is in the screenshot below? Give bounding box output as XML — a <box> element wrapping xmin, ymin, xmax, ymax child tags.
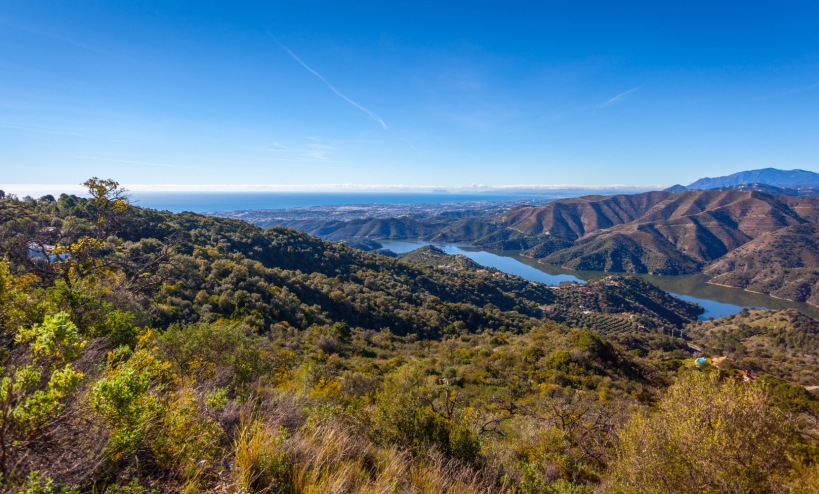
<box><xmin>686</xmin><ymin>309</ymin><xmax>819</xmax><ymax>385</ymax></box>
<box><xmin>0</xmin><ymin>181</ymin><xmax>818</xmax><ymax>492</ymax></box>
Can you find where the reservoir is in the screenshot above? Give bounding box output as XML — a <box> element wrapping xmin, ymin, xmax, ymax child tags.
<box><xmin>377</xmin><ymin>239</ymin><xmax>819</xmax><ymax>320</ymax></box>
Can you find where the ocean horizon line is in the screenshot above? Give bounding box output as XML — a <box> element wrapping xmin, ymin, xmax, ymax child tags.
<box><xmin>1</xmin><ymin>183</ymin><xmax>663</xmax><ymax>197</ymax></box>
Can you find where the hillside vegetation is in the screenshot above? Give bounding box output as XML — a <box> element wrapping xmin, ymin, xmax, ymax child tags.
<box><xmin>397</xmin><ymin>245</ymin><xmax>484</xmax><ymax>270</ymax></box>
<box><xmin>686</xmin><ymin>308</ymin><xmax>819</xmax><ymax>386</ymax></box>
<box><xmin>1</xmin><ymin>181</ymin><xmax>819</xmax><ymax>493</ymax></box>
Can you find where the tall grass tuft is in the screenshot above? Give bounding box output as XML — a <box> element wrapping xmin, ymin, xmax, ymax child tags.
<box><xmin>231</xmin><ymin>412</ymin><xmax>291</xmax><ymax>493</ymax></box>
<box><xmin>286</xmin><ymin>420</ymin><xmax>500</xmax><ymax>494</ymax></box>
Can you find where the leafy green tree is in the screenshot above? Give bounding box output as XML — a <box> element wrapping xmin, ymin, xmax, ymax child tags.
<box><xmin>0</xmin><ymin>260</ymin><xmax>40</xmax><ymax>347</ymax></box>
<box><xmin>82</xmin><ymin>177</ymin><xmax>130</xmax><ymax>241</ymax></box>
<box><xmin>91</xmin><ymin>331</ymin><xmax>225</xmax><ymax>485</ymax></box>
<box><xmin>371</xmin><ymin>365</ymin><xmax>480</xmax><ymax>463</ymax></box>
<box><xmin>328</xmin><ymin>321</ymin><xmax>351</xmax><ymax>342</ymax></box>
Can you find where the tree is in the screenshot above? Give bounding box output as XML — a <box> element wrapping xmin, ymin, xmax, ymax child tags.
<box><xmin>81</xmin><ymin>178</ymin><xmax>129</xmax><ymax>241</ymax></box>
<box><xmin>607</xmin><ymin>372</ymin><xmax>793</xmax><ymax>493</ymax></box>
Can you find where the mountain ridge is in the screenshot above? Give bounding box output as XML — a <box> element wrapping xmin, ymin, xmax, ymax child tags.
<box><xmin>686</xmin><ymin>168</ymin><xmax>819</xmax><ymax>190</ymax></box>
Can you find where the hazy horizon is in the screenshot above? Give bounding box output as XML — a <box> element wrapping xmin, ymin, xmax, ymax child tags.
<box><xmin>0</xmin><ymin>182</ymin><xmax>660</xmax><ymax>197</ymax></box>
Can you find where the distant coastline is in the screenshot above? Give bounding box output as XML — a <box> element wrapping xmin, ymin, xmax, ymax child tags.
<box><xmin>126</xmin><ymin>191</ymin><xmax>554</xmax><ymax>213</ymax></box>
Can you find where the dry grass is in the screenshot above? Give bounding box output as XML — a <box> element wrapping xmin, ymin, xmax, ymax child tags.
<box><xmin>224</xmin><ymin>409</ymin><xmax>505</xmax><ymax>494</ymax></box>
<box><xmin>231</xmin><ymin>413</ymin><xmax>290</xmax><ymax>493</ymax></box>
<box><xmin>288</xmin><ymin>428</ymin><xmax>501</xmax><ymax>494</ymax></box>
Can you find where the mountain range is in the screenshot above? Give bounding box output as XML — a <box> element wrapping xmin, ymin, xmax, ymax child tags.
<box><xmin>667</xmin><ymin>168</ymin><xmax>819</xmax><ymax>193</ymax></box>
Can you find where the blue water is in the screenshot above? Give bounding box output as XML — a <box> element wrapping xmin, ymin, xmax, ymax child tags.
<box><xmin>672</xmin><ymin>294</ymin><xmax>753</xmax><ymax>320</ymax></box>
<box><xmin>128</xmin><ymin>192</ymin><xmax>553</xmax><ymax>213</ymax></box>
<box><xmin>380</xmin><ymin>240</ymin><xmax>581</xmax><ymax>285</ymax></box>
<box><xmin>378</xmin><ymin>239</ymin><xmax>752</xmax><ymax>320</ymax></box>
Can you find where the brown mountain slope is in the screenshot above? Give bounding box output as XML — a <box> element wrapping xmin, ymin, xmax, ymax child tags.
<box><xmin>511</xmin><ymin>190</ymin><xmax>819</xmax><ymax>274</ymax></box>
<box><xmin>539</xmin><ymin>232</ymin><xmax>701</xmax><ymax>275</ymax></box>
<box><xmin>706</xmin><ymin>223</ymin><xmax>819</xmax><ymax>274</ymax></box>
<box><xmin>704</xmin><ymin>224</ymin><xmax>819</xmax><ymax>304</ymax></box>
<box><xmin>505</xmin><ymin>190</ymin><xmax>815</xmax><ymax>241</ymax></box>
<box><xmin>495</xmin><ymin>191</ymin><xmax>672</xmax><ymax>239</ymax></box>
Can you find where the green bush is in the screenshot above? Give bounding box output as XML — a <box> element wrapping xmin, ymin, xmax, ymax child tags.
<box><xmin>372</xmin><ymin>366</ymin><xmax>452</xmax><ymax>454</ymax></box>
<box><xmin>328</xmin><ymin>321</ymin><xmax>351</xmax><ymax>342</ymax></box>
<box><xmin>105</xmin><ymin>310</ymin><xmax>139</xmax><ymax>348</ymax></box>
<box><xmin>608</xmin><ymin>372</ymin><xmax>794</xmax><ymax>493</ymax></box>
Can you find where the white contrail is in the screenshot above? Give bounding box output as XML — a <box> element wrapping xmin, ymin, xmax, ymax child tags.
<box><xmin>281</xmin><ymin>45</ymin><xmax>388</xmax><ymax>130</ymax></box>
<box><xmin>597</xmin><ymin>87</ymin><xmax>640</xmax><ymax>108</ymax></box>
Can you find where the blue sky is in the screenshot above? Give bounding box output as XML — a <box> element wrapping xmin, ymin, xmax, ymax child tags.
<box><xmin>1</xmin><ymin>1</ymin><xmax>818</xmax><ymax>190</ymax></box>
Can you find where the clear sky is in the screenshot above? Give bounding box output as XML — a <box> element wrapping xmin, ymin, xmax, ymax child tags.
<box><xmin>1</xmin><ymin>1</ymin><xmax>818</xmax><ymax>190</ymax></box>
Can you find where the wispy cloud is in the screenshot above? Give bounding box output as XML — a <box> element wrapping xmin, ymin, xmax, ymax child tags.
<box><xmin>76</xmin><ymin>156</ymin><xmax>186</xmax><ymax>168</ymax></box>
<box><xmin>594</xmin><ymin>87</ymin><xmax>640</xmax><ymax>114</ymax></box>
<box><xmin>258</xmin><ymin>142</ymin><xmax>338</xmax><ymax>161</ymax></box>
<box><xmin>279</xmin><ymin>43</ymin><xmax>388</xmax><ymax>130</ymax></box>
<box><xmin>0</xmin><ymin>17</ymin><xmax>107</xmax><ymax>55</ymax></box>
<box><xmin>0</xmin><ymin>122</ymin><xmax>86</xmax><ymax>137</ymax></box>
<box><xmin>772</xmin><ymin>83</ymin><xmax>819</xmax><ymax>98</ymax></box>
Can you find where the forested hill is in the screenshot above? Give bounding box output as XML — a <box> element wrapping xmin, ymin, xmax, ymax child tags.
<box><xmin>1</xmin><ymin>189</ymin><xmax>699</xmax><ymax>337</ymax></box>
<box><xmin>2</xmin><ymin>182</ymin><xmax>819</xmax><ymax>493</ymax></box>
<box><xmin>397</xmin><ymin>245</ymin><xmax>484</xmax><ymax>270</ymax></box>
<box><xmin>3</xmin><ymin>190</ymin><xmax>546</xmax><ymax>338</ymax></box>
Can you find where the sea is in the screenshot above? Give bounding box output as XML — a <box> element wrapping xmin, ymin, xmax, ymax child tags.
<box><xmin>128</xmin><ymin>191</ymin><xmax>559</xmax><ymax>213</ymax></box>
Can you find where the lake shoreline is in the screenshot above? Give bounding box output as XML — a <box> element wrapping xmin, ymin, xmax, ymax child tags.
<box><xmin>375</xmin><ymin>239</ymin><xmax>819</xmax><ymax>320</ymax></box>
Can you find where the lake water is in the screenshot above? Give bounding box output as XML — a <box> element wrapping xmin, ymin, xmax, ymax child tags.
<box><xmin>377</xmin><ymin>239</ymin><xmax>819</xmax><ymax>320</ymax></box>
